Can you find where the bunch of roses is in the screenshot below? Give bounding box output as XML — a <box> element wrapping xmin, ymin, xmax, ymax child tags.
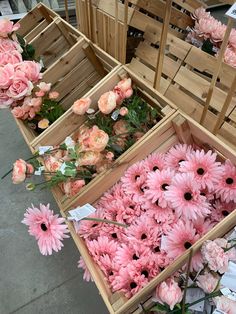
<box><xmin>76</xmin><ymin>143</ymin><xmax>236</xmax><ymax>299</ymax></box>
<box><xmin>186</xmin><ymin>7</ymin><xmax>236</xmax><ymax>67</ymax></box>
<box><xmin>0</xmin><ymin>18</ymin><xmax>42</xmax><ymax>108</ymax></box>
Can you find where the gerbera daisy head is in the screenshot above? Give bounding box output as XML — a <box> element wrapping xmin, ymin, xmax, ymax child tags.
<box><xmin>22</xmin><ymin>203</ymin><xmax>69</xmax><ymax>256</ymax></box>
<box><xmin>165</xmin><ymin>172</ymin><xmax>210</xmax><ymax>220</ymax></box>
<box><xmin>86</xmin><ymin>236</ymin><xmax>118</xmax><ymax>263</ymax></box>
<box><xmin>116</xmin><ymin>198</ymin><xmax>142</xmax><ymax>224</ymax></box>
<box><xmin>144</xmin><ymin>169</ymin><xmax>175</xmax><ymax>208</ymax></box>
<box><xmin>97</xmin><ymin>254</ymin><xmax>120</xmax><ymax>281</ymax></box>
<box><xmin>99</xmin><ymin>222</ymin><xmax>126</xmax><ymax>242</ymax></box>
<box><xmin>143</xmin><ymin>153</ymin><xmax>165</xmax><ymax>173</ymax></box>
<box><xmin>78</xmin><ymin>257</ymin><xmax>94</xmax><ymax>282</ymax></box>
<box><xmin>192</xmin><ymin>218</ymin><xmax>217</xmax><ymax>236</ymax></box>
<box><xmin>215</xmin><ymin>160</ymin><xmax>236</xmax><ymax>203</ymax></box>
<box><xmin>211</xmin><ymin>200</ymin><xmax>236</xmax><ymax>222</ymax></box>
<box><xmin>164</xmin><ymin>143</ymin><xmax>193</xmax><ymax>170</ymax></box>
<box><xmin>179</xmin><ymin>149</ymin><xmax>223</xmax><ymax>190</ymax></box>
<box><xmin>163</xmin><ymin>220</ymin><xmax>203</xmax><ymax>271</ymax></box>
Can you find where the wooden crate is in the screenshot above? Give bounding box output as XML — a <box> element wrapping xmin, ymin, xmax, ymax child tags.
<box><xmin>201</xmin><ymin>0</ymin><xmax>233</xmax><ymax>9</ymax></box>
<box><xmin>59</xmin><ymin>111</ymin><xmax>236</xmax><ymax>314</ymax></box>
<box><xmin>34</xmin><ymin>65</ymin><xmax>177</xmax><ymax>210</ymax></box>
<box><xmin>128</xmin><ymin>26</ymin><xmax>236</xmax><ymax>149</ymax></box>
<box><xmin>14</xmin><ymin>37</ymin><xmax>120</xmax><ymax>152</ymax></box>
<box><xmin>76</xmin><ymin>0</ymin><xmax>205</xmax><ymax>63</ymax></box>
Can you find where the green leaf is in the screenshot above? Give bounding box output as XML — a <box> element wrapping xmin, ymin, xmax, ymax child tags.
<box><xmin>202</xmin><ymin>39</ymin><xmax>215</xmax><ymax>56</ymax></box>
<box><xmin>26</xmin><ymin>44</ymin><xmax>35</xmax><ymax>58</ymax></box>
<box><xmin>16</xmin><ymin>33</ymin><xmax>25</xmax><ymax>47</ymax></box>
<box><xmin>151</xmin><ymin>303</ymin><xmax>168</xmax><ymax>312</ymax></box>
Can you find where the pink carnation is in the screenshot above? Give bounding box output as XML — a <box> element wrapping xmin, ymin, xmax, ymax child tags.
<box><xmin>196</xmin><ymin>271</ymin><xmax>219</xmax><ymax>293</ymax></box>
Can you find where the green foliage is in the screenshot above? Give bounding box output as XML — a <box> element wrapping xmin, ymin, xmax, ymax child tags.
<box><xmin>202</xmin><ymin>39</ymin><xmax>215</xmax><ymax>56</ymax></box>
<box><xmin>16</xmin><ymin>33</ymin><xmax>36</xmax><ymax>61</ymax></box>
<box><xmin>38</xmin><ymin>99</ymin><xmax>65</xmax><ymax>124</ymax></box>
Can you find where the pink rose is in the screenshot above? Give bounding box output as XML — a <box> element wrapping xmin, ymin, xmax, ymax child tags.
<box><xmin>0</xmin><ymin>38</ymin><xmax>22</xmax><ymax>53</ymax></box>
<box><xmin>196</xmin><ymin>272</ymin><xmax>219</xmax><ymax>293</ymax></box>
<box><xmin>12</xmin><ymin>159</ymin><xmax>31</xmax><ymax>184</ymax></box>
<box><xmin>49</xmin><ymin>91</ymin><xmax>59</xmax><ymax>99</ymax></box>
<box><xmin>119</xmin><ymin>107</ymin><xmax>128</xmax><ymax>116</ymax></box>
<box><xmin>77</xmin><ymin>151</ymin><xmax>101</xmax><ymax>166</ymax></box>
<box><xmin>0</xmin><ymin>50</ymin><xmax>22</xmax><ymax>65</ymax></box>
<box><xmin>35</xmin><ymin>90</ymin><xmax>45</xmax><ymax>97</ymax></box>
<box><xmin>7</xmin><ymin>71</ymin><xmax>33</xmax><ymax>100</ymax></box>
<box><xmin>98</xmin><ymin>91</ymin><xmax>117</xmax><ymax>114</ymax></box>
<box><xmin>30</xmin><ymin>97</ymin><xmax>42</xmax><ymax>108</ymax></box>
<box><xmin>0</xmin><ymin>19</ymin><xmax>20</xmax><ymax>37</ymax></box>
<box><xmin>214</xmin><ymin>296</ymin><xmax>236</xmax><ymax>314</ymax></box>
<box><xmin>113</xmin><ymin>86</ymin><xmax>126</xmax><ymax>105</ymax></box>
<box><xmin>72</xmin><ymin>97</ymin><xmax>91</xmax><ymax>115</ymax></box>
<box><xmin>87</xmin><ymin>126</ymin><xmax>109</xmax><ymax>152</ymax></box>
<box><xmin>44</xmin><ymin>156</ymin><xmax>62</xmax><ymax>172</ymax></box>
<box><xmin>201</xmin><ymin>240</ymin><xmax>229</xmax><ymax>273</ymax></box>
<box><xmin>37</xmin><ymin>82</ymin><xmax>51</xmax><ymax>92</ymax></box>
<box><xmin>155</xmin><ymin>278</ymin><xmax>183</xmax><ymax>310</ymax></box>
<box><xmin>11</xmin><ymin>106</ymin><xmax>28</xmax><ymax>120</ymax></box>
<box><xmin>116</xmin><ymin>78</ymin><xmax>133</xmax><ymax>98</ymax></box>
<box><xmin>61</xmin><ymin>179</ymin><xmax>85</xmax><ymax>197</ymax></box>
<box><xmin>0</xmin><ymin>64</ymin><xmax>14</xmax><ymax>89</ymax></box>
<box><xmin>15</xmin><ymin>61</ymin><xmax>42</xmax><ymax>83</ymax></box>
<box><xmin>0</xmin><ymin>89</ymin><xmax>14</xmax><ymax>108</ymax></box>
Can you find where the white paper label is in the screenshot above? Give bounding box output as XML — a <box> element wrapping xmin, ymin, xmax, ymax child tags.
<box><xmin>34</xmin><ymin>166</ymin><xmax>45</xmax><ymax>176</ymax></box>
<box><xmin>111</xmin><ymin>109</ymin><xmax>120</xmax><ymax>121</ymax></box>
<box><xmin>213</xmin><ymin>310</ymin><xmax>227</xmax><ymax>314</ymax></box>
<box><xmin>226</xmin><ymin>3</ymin><xmax>236</xmax><ymax>19</ymax></box>
<box><xmin>221</xmin><ymin>262</ymin><xmax>236</xmax><ymax>292</ymax></box>
<box><xmin>160</xmin><ymin>235</ymin><xmax>168</xmax><ymax>251</ymax></box>
<box><xmin>0</xmin><ymin>1</ymin><xmax>13</xmax><ymax>15</ymax></box>
<box><xmin>65</xmin><ymin>136</ymin><xmax>75</xmax><ymax>149</ymax></box>
<box><xmin>227</xmin><ymin>227</ymin><xmax>236</xmax><ymax>241</ymax></box>
<box><xmin>38</xmin><ymin>146</ymin><xmax>53</xmax><ymax>155</ymax></box>
<box><xmin>59</xmin><ymin>163</ymin><xmax>67</xmax><ymax>175</ymax></box>
<box><xmin>227</xmin><ymin>291</ymin><xmax>236</xmax><ymax>301</ymax></box>
<box><xmin>221</xmin><ymin>287</ymin><xmax>231</xmax><ymax>296</ymax></box>
<box><xmin>68</xmin><ymin>203</ymin><xmax>96</xmax><ymax>221</ymax></box>
<box><xmin>86</xmin><ymin>108</ymin><xmax>95</xmax><ymax>114</ymax></box>
<box><xmin>185</xmin><ymin>288</ymin><xmax>205</xmax><ymax>311</ymax></box>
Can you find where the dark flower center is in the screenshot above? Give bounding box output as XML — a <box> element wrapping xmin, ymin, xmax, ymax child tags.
<box><xmin>129</xmin><ymin>205</ymin><xmax>134</xmax><ymax>209</ymax></box>
<box><xmin>184</xmin><ymin>192</ymin><xmax>192</xmax><ymax>201</ymax></box>
<box><xmin>141</xmin><ymin>270</ymin><xmax>149</xmax><ymax>278</ymax></box>
<box><xmin>141</xmin><ymin>233</ymin><xmax>147</xmax><ymax>240</ymax></box>
<box><xmin>140</xmin><ymin>187</ymin><xmax>145</xmax><ymax>193</ymax></box>
<box><xmin>109</xmin><ymin>271</ymin><xmax>113</xmax><ymax>276</ymax></box>
<box><xmin>226</xmin><ymin>177</ymin><xmax>234</xmax><ymax>185</ymax></box>
<box><xmin>130</xmin><ymin>282</ymin><xmax>137</xmax><ymax>289</ymax></box>
<box><xmin>197</xmin><ymin>168</ymin><xmax>205</xmax><ymax>175</ymax></box>
<box><xmin>111</xmin><ymin>233</ymin><xmax>117</xmax><ymax>239</ymax></box>
<box><xmin>154</xmin><ymin>246</ymin><xmax>160</xmax><ymax>252</ymax></box>
<box><xmin>92</xmin><ymin>224</ymin><xmax>98</xmax><ymax>227</ymax></box>
<box><xmin>184</xmin><ymin>242</ymin><xmax>192</xmax><ymax>249</ymax></box>
<box><xmin>160</xmin><ymin>267</ymin><xmax>164</xmax><ymax>271</ymax></box>
<box><xmin>179</xmin><ymin>159</ymin><xmax>184</xmax><ymax>163</ymax></box>
<box><xmin>200</xmin><ymin>192</ymin><xmax>206</xmax><ymax>196</ymax></box>
<box><xmin>135</xmin><ymin>175</ymin><xmax>140</xmax><ymax>180</ymax></box>
<box><xmin>41</xmin><ymin>223</ymin><xmax>47</xmax><ymax>231</ymax></box>
<box><xmin>133</xmin><ymin>254</ymin><xmax>139</xmax><ymax>260</ymax></box>
<box><xmin>155</xmin><ymin>199</ymin><xmax>159</xmax><ymax>206</ymax></box>
<box><xmin>161</xmin><ymin>183</ymin><xmax>169</xmax><ymax>191</ymax></box>
<box><xmin>222</xmin><ymin>210</ymin><xmax>229</xmax><ymax>217</ymax></box>
<box><xmin>153</xmin><ymin>166</ymin><xmax>159</xmax><ymax>171</ymax></box>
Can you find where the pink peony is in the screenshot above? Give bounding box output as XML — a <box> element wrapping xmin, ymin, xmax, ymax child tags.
<box><xmin>0</xmin><ymin>89</ymin><xmax>14</xmax><ymax>108</ymax></box>
<box><xmin>116</xmin><ymin>78</ymin><xmax>133</xmax><ymax>98</ymax></box>
<box><xmin>0</xmin><ymin>64</ymin><xmax>14</xmax><ymax>89</ymax></box>
<box><xmin>12</xmin><ymin>159</ymin><xmax>33</xmax><ymax>184</ymax></box>
<box><xmin>7</xmin><ymin>71</ymin><xmax>33</xmax><ymax>100</ymax></box>
<box><xmin>86</xmin><ymin>126</ymin><xmax>109</xmax><ymax>152</ymax></box>
<box><xmin>37</xmin><ymin>82</ymin><xmax>51</xmax><ymax>92</ymax></box>
<box><xmin>76</xmin><ymin>151</ymin><xmax>101</xmax><ymax>166</ymax></box>
<box><xmin>0</xmin><ymin>19</ymin><xmax>20</xmax><ymax>37</ymax></box>
<box><xmin>22</xmin><ymin>203</ymin><xmax>69</xmax><ymax>256</ymax></box>
<box><xmin>49</xmin><ymin>91</ymin><xmax>59</xmax><ymax>99</ymax></box>
<box><xmin>72</xmin><ymin>97</ymin><xmax>91</xmax><ymax>115</ymax></box>
<box><xmin>61</xmin><ymin>179</ymin><xmax>85</xmax><ymax>197</ymax></box>
<box><xmin>154</xmin><ymin>278</ymin><xmax>183</xmax><ymax>310</ymax></box>
<box><xmin>0</xmin><ymin>50</ymin><xmax>22</xmax><ymax>65</ymax></box>
<box><xmin>15</xmin><ymin>61</ymin><xmax>42</xmax><ymax>83</ymax></box>
<box><xmin>44</xmin><ymin>156</ymin><xmax>62</xmax><ymax>172</ymax></box>
<box><xmin>196</xmin><ymin>271</ymin><xmax>219</xmax><ymax>293</ymax></box>
<box><xmin>98</xmin><ymin>91</ymin><xmax>117</xmax><ymax>114</ymax></box>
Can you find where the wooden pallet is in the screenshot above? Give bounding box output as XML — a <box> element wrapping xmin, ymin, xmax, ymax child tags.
<box><xmin>76</xmin><ymin>0</ymin><xmax>205</xmax><ymax>63</ymax></box>
<box><xmin>201</xmin><ymin>0</ymin><xmax>233</xmax><ymax>9</ymax></box>
<box><xmin>128</xmin><ymin>26</ymin><xmax>236</xmax><ymax>149</ymax></box>
<box><xmin>60</xmin><ymin>111</ymin><xmax>236</xmax><ymax>314</ymax></box>
<box><xmin>34</xmin><ymin>66</ymin><xmax>177</xmax><ymax>210</ymax></box>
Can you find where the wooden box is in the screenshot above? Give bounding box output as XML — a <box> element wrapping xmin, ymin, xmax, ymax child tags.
<box><xmin>14</xmin><ymin>36</ymin><xmax>120</xmax><ymax>152</ymax></box>
<box><xmin>36</xmin><ymin>65</ymin><xmax>177</xmax><ymax>210</ymax></box>
<box><xmin>60</xmin><ymin>111</ymin><xmax>236</xmax><ymax>314</ymax></box>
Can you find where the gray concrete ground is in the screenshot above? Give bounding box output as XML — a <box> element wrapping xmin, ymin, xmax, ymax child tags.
<box><xmin>0</xmin><ymin>110</ymin><xmax>107</xmax><ymax>314</ymax></box>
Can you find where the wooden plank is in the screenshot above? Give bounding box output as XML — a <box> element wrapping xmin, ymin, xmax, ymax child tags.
<box><xmin>42</xmin><ymin>36</ymin><xmax>70</xmax><ymax>68</ymax></box>
<box><xmin>82</xmin><ymin>43</ymin><xmax>107</xmax><ymax>76</ymax></box>
<box><xmin>97</xmin><ymin>0</ymin><xmax>134</xmax><ymax>24</ymax></box>
<box><xmin>55</xmin><ymin>19</ymin><xmax>76</xmax><ymax>46</ymax></box>
<box><xmin>24</xmin><ymin>19</ymin><xmax>49</xmax><ymax>43</ymax></box>
<box><xmin>173</xmin><ymin>0</ymin><xmax>204</xmax><ymax>12</ymax></box>
<box><xmin>172</xmin><ymin>115</ymin><xmax>193</xmax><ymax>144</ymax></box>
<box><xmin>13</xmin><ymin>117</ymin><xmax>36</xmax><ymax>153</ymax></box>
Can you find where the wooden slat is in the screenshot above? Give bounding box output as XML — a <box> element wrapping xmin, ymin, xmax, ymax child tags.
<box><xmin>82</xmin><ymin>43</ymin><xmax>107</xmax><ymax>76</ymax></box>
<box><xmin>97</xmin><ymin>0</ymin><xmax>134</xmax><ymax>24</ymax></box>
<box><xmin>173</xmin><ymin>0</ymin><xmax>204</xmax><ymax>12</ymax></box>
<box><xmin>24</xmin><ymin>19</ymin><xmax>49</xmax><ymax>43</ymax></box>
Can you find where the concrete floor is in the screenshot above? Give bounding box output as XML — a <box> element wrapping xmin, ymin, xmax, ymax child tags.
<box><xmin>0</xmin><ymin>110</ymin><xmax>107</xmax><ymax>314</ymax></box>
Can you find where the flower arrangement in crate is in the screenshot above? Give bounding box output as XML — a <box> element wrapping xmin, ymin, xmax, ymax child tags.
<box><xmin>150</xmin><ymin>226</ymin><xmax>236</xmax><ymax>313</ymax></box>
<box><xmin>0</xmin><ymin>19</ymin><xmax>64</xmax><ymax>132</ymax></box>
<box><xmin>186</xmin><ymin>8</ymin><xmax>236</xmax><ymax>67</ymax></box>
<box><xmin>73</xmin><ymin>143</ymin><xmax>236</xmax><ymax>300</ymax></box>
<box><xmin>3</xmin><ymin>78</ymin><xmax>161</xmax><ymax>197</ymax></box>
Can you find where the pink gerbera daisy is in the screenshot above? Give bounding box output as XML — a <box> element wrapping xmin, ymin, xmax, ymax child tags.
<box><xmin>179</xmin><ymin>149</ymin><xmax>223</xmax><ymax>190</ymax></box>
<box><xmin>97</xmin><ymin>254</ymin><xmax>120</xmax><ymax>281</ymax></box>
<box><xmin>193</xmin><ymin>218</ymin><xmax>217</xmax><ymax>236</ymax></box>
<box><xmin>115</xmin><ymin>242</ymin><xmax>152</xmax><ymax>266</ymax></box>
<box><xmin>163</xmin><ymin>220</ymin><xmax>203</xmax><ymax>271</ymax></box>
<box><xmin>145</xmin><ymin>169</ymin><xmax>175</xmax><ymax>208</ymax></box>
<box><xmin>165</xmin><ymin>143</ymin><xmax>193</xmax><ymax>170</ymax></box>
<box><xmin>98</xmin><ymin>182</ymin><xmax>125</xmax><ymax>205</ymax></box>
<box><xmin>165</xmin><ymin>173</ymin><xmax>210</xmax><ymax>220</ymax></box>
<box><xmin>22</xmin><ymin>203</ymin><xmax>69</xmax><ymax>256</ymax></box>
<box><xmin>215</xmin><ymin>160</ymin><xmax>236</xmax><ymax>203</ymax></box>
<box><xmin>143</xmin><ymin>153</ymin><xmax>165</xmax><ymax>172</ymax></box>
<box><xmin>78</xmin><ymin>257</ymin><xmax>94</xmax><ymax>282</ymax></box>
<box><xmin>100</xmin><ymin>222</ymin><xmax>126</xmax><ymax>242</ymax></box>
<box><xmin>86</xmin><ymin>236</ymin><xmax>118</xmax><ymax>263</ymax></box>
<box><xmin>211</xmin><ymin>200</ymin><xmax>236</xmax><ymax>222</ymax></box>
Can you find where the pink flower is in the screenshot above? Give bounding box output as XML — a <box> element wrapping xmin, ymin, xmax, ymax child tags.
<box><xmin>0</xmin><ymin>19</ymin><xmax>20</xmax><ymax>37</ymax></box>
<box><xmin>211</xmin><ymin>22</ymin><xmax>226</xmax><ymax>43</ymax></box>
<box><xmin>49</xmin><ymin>91</ymin><xmax>59</xmax><ymax>99</ymax></box>
<box><xmin>35</xmin><ymin>90</ymin><xmax>45</xmax><ymax>97</ymax></box>
<box><xmin>38</xmin><ymin>118</ymin><xmax>49</xmax><ymax>129</ymax></box>
<box><xmin>196</xmin><ymin>272</ymin><xmax>219</xmax><ymax>293</ymax></box>
<box><xmin>0</xmin><ymin>38</ymin><xmax>22</xmax><ymax>53</ymax></box>
<box><xmin>113</xmin><ymin>120</ymin><xmax>129</xmax><ymax>137</ymax></box>
<box><xmin>98</xmin><ymin>91</ymin><xmax>117</xmax><ymax>114</ymax></box>
<box><xmin>165</xmin><ymin>143</ymin><xmax>193</xmax><ymax>170</ymax></box>
<box><xmin>223</xmin><ymin>47</ymin><xmax>236</xmax><ymax>68</ymax></box>
<box><xmin>86</xmin><ymin>126</ymin><xmax>109</xmax><ymax>152</ymax></box>
<box><xmin>37</xmin><ymin>82</ymin><xmax>51</xmax><ymax>92</ymax></box>
<box><xmin>191</xmin><ymin>7</ymin><xmax>211</xmax><ymax>21</ymax></box>
<box><xmin>0</xmin><ymin>89</ymin><xmax>14</xmax><ymax>108</ymax></box>
<box><xmin>15</xmin><ymin>61</ymin><xmax>42</xmax><ymax>83</ymax></box>
<box><xmin>77</xmin><ymin>257</ymin><xmax>93</xmax><ymax>282</ymax></box>
<box><xmin>86</xmin><ymin>236</ymin><xmax>118</xmax><ymax>263</ymax></box>
<box><xmin>165</xmin><ymin>172</ymin><xmax>210</xmax><ymax>220</ymax></box>
<box><xmin>75</xmin><ymin>208</ymin><xmax>103</xmax><ymax>240</ymax></box>
<box><xmin>106</xmin><ymin>151</ymin><xmax>114</xmax><ymax>161</ymax></box>
<box><xmin>115</xmin><ymin>243</ymin><xmax>151</xmax><ymax>266</ymax></box>
<box><xmin>44</xmin><ymin>156</ymin><xmax>62</xmax><ymax>172</ymax></box>
<box><xmin>7</xmin><ymin>71</ymin><xmax>33</xmax><ymax>100</ymax></box>
<box><xmin>11</xmin><ymin>106</ymin><xmax>28</xmax><ymax>120</ymax></box>
<box><xmin>154</xmin><ymin>278</ymin><xmax>183</xmax><ymax>310</ymax></box>
<box><xmin>143</xmin><ymin>152</ymin><xmax>165</xmax><ymax>172</ymax></box>
<box><xmin>77</xmin><ymin>151</ymin><xmax>101</xmax><ymax>166</ymax></box>
<box><xmin>195</xmin><ymin>17</ymin><xmax>218</xmax><ymax>39</ymax></box>
<box><xmin>119</xmin><ymin>107</ymin><xmax>128</xmax><ymax>116</ymax></box>
<box><xmin>0</xmin><ymin>64</ymin><xmax>15</xmax><ymax>89</ymax></box>
<box><xmin>215</xmin><ymin>160</ymin><xmax>236</xmax><ymax>202</ymax></box>
<box><xmin>72</xmin><ymin>97</ymin><xmax>91</xmax><ymax>115</ymax></box>
<box><xmin>113</xmin><ymin>86</ymin><xmax>126</xmax><ymax>104</ymax></box>
<box><xmin>22</xmin><ymin>203</ymin><xmax>69</xmax><ymax>255</ymax></box>
<box><xmin>201</xmin><ymin>240</ymin><xmax>229</xmax><ymax>273</ymax></box>
<box><xmin>0</xmin><ymin>50</ymin><xmax>22</xmax><ymax>65</ymax></box>
<box><xmin>116</xmin><ymin>78</ymin><xmax>133</xmax><ymax>98</ymax></box>
<box><xmin>229</xmin><ymin>28</ymin><xmax>236</xmax><ymax>50</ymax></box>
<box><xmin>214</xmin><ymin>296</ymin><xmax>236</xmax><ymax>314</ymax></box>
<box><xmin>12</xmin><ymin>159</ymin><xmax>33</xmax><ymax>184</ymax></box>
<box><xmin>179</xmin><ymin>149</ymin><xmax>223</xmax><ymax>190</ymax></box>
<box><xmin>61</xmin><ymin>179</ymin><xmax>85</xmax><ymax>197</ymax></box>
<box><xmin>211</xmin><ymin>200</ymin><xmax>236</xmax><ymax>222</ymax></box>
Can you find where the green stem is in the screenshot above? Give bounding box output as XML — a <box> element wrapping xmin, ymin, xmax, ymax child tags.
<box><xmin>225</xmin><ymin>242</ymin><xmax>236</xmax><ymax>252</ymax></box>
<box><xmin>81</xmin><ymin>217</ymin><xmax>127</xmax><ymax>228</ymax></box>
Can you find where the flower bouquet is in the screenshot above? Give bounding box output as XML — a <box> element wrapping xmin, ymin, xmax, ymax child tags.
<box><xmin>186</xmin><ymin>7</ymin><xmax>236</xmax><ymax>68</ymax></box>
